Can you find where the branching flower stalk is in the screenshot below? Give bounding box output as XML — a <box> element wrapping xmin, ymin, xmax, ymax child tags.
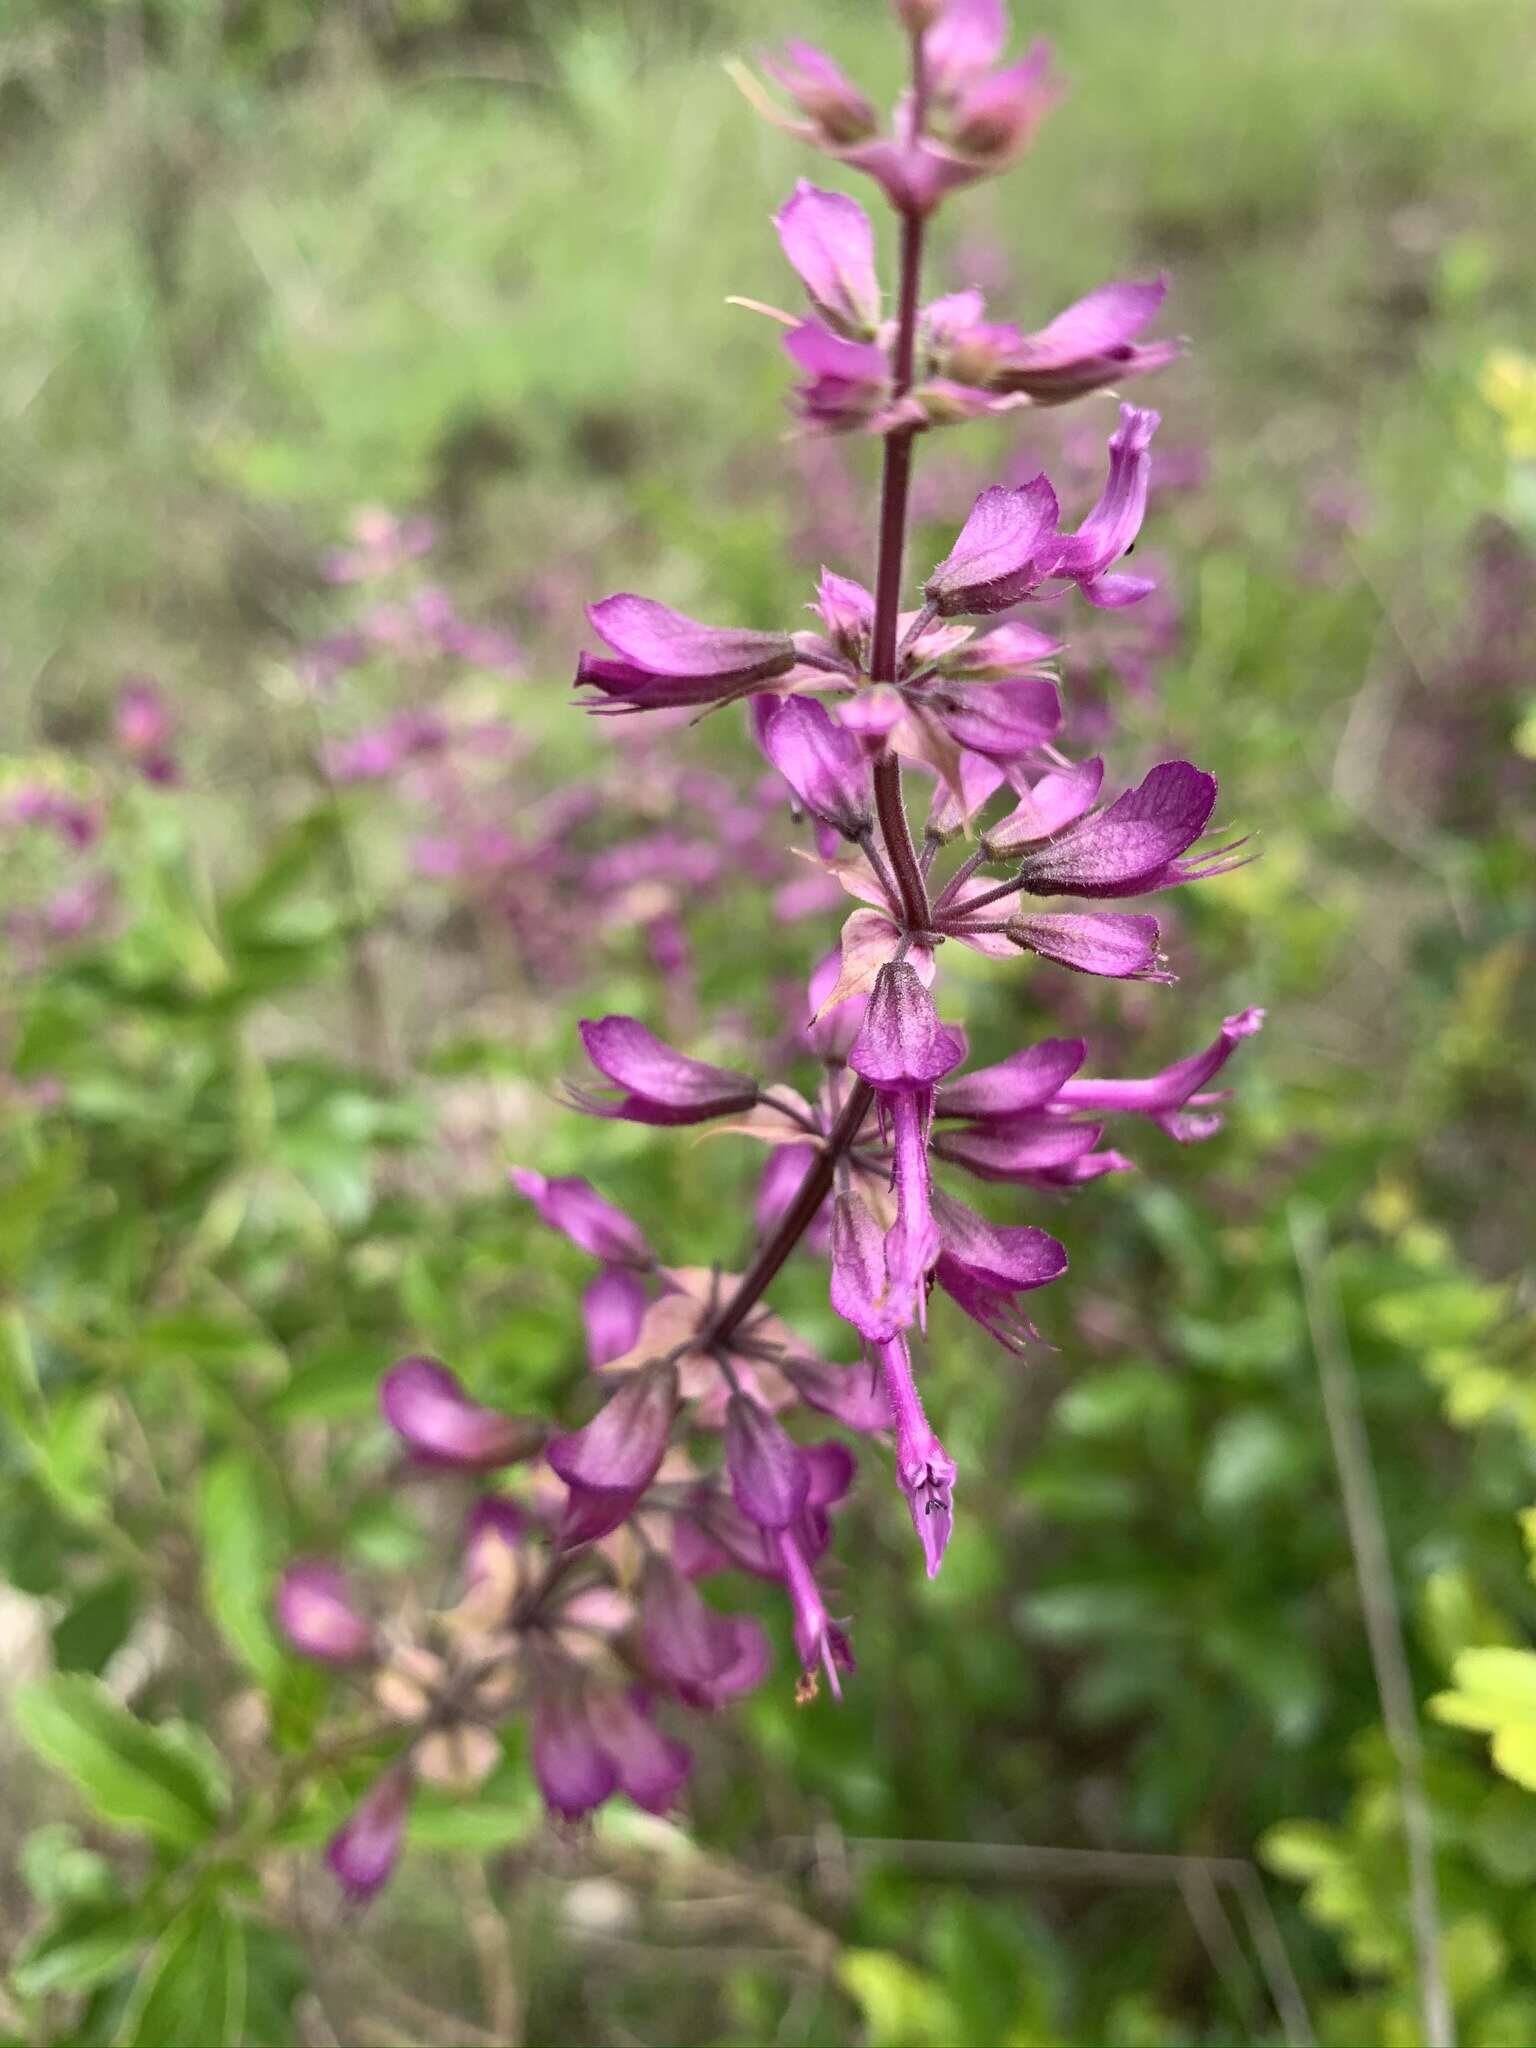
<box><xmin>278</xmin><ymin>0</ymin><xmax>1262</xmax><ymax>1902</ymax></box>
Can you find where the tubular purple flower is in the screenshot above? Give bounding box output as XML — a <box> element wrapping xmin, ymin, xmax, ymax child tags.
<box><xmin>947</xmin><ymin>41</ymin><xmax>1062</xmax><ymax>164</ymax></box>
<box><xmin>508</xmin><ymin>1167</ymin><xmax>652</xmax><ymax>1265</ymax></box>
<box><xmin>547</xmin><ymin>1360</ymin><xmax>679</xmax><ymax>1544</ymax></box>
<box><xmin>937</xmin><ymin>1036</ymin><xmax>1086</xmax><ymax>1119</ymax></box>
<box><xmin>575</xmin><ymin>1016</ymin><xmax>759</xmax><ymax>1125</ymax></box>
<box><xmin>1052</xmin><ymin>403</ymin><xmax>1160</xmax><ymax>605</ymax></box>
<box><xmin>725</xmin><ymin>1392</ymin><xmax>811</xmax><ymax>1530</ymax></box>
<box><xmin>885</xmin><ymin>1090</ymin><xmax>942</xmax><ymax>1327</ymax></box>
<box><xmin>777</xmin><ymin>1528</ymin><xmax>853</xmax><ymax>1698</ymax></box>
<box><xmin>763</xmin><ymin>40</ymin><xmax>879</xmax><ymax>146</ymax></box>
<box><xmin>931</xmin><ymin>1189</ymin><xmax>1068</xmax><ymax>1352</ymax></box>
<box><xmin>784</xmin><ymin>321</ymin><xmax>896</xmax><ymax>434</ymax></box>
<box><xmin>583</xmin><ymin>1266</ymin><xmax>648</xmax><ymax>1368</ymax></box>
<box><xmin>932</xmin><ymin>676</ymin><xmax>1062</xmax><ymax>761</ymax></box>
<box><xmin>578</xmin><ymin>596</ymin><xmax>796</xmax><ymax>712</ymax></box>
<box><xmin>532</xmin><ymin>1692</ymin><xmax>618</xmax><ymax>1822</ymax></box>
<box><xmin>380</xmin><ymin>1357</ymin><xmax>545</xmax><ymax>1472</ymax></box>
<box><xmin>829</xmin><ymin>1189</ymin><xmax>906</xmax><ymax>1345</ymax></box>
<box><xmin>923</xmin><ymin>477</ymin><xmax>1063</xmax><ymax>616</ymax></box>
<box><xmin>585</xmin><ymin>1688</ymin><xmax>692</xmax><ymax>1814</ymax></box>
<box><xmin>640</xmin><ymin>1556</ymin><xmax>771</xmax><ymax>1709</ymax></box>
<box><xmin>775</xmin><ymin>181</ymin><xmax>882</xmax><ymax>338</ymax></box>
<box><xmin>326</xmin><ymin>1766</ymin><xmax>412</xmax><ymax>1905</ymax></box>
<box><xmin>1007</xmin><ymin>909</ymin><xmax>1170</xmax><ymax>980</ymax></box>
<box><xmin>1057</xmin><ymin>1007</ymin><xmax>1266</xmax><ymax>1138</ymax></box>
<box><xmin>848</xmin><ymin>964</ymin><xmax>965</xmax><ymax>1090</ymax></box>
<box><xmin>276</xmin><ymin>1561</ymin><xmax>375</xmax><ymax>1666</ymax></box>
<box><xmin>762</xmin><ymin>695</ymin><xmax>873</xmax><ymax>837</ymax></box>
<box><xmin>933</xmin><ymin>1116</ymin><xmax>1106</xmax><ymax>1184</ymax></box>
<box><xmin>782</xmin><ymin>1352</ymin><xmax>894</xmax><ymax>1433</ymax></box>
<box><xmin>1015</xmin><ymin>761</ymin><xmax>1220</xmax><ymax>898</ymax></box>
<box><xmin>925</xmin><ymin>0</ymin><xmax>1007</xmax><ymax>89</ymax></box>
<box><xmin>874</xmin><ymin>1335</ymin><xmax>956</xmax><ymax>1579</ymax></box>
<box><xmin>981</xmin><ymin>758</ymin><xmax>1104</xmax><ymax>853</ymax></box>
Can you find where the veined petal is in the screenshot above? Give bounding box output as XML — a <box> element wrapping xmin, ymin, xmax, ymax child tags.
<box><xmin>937</xmin><ymin>1036</ymin><xmax>1085</xmax><ymax>1119</ymax></box>
<box><xmin>577</xmin><ymin>1015</ymin><xmax>758</xmax><ymax>1125</ymax></box>
<box><xmin>381</xmin><ymin>1357</ymin><xmax>544</xmax><ymax>1472</ymax></box>
<box><xmin>1016</xmin><ymin>762</ymin><xmax>1216</xmax><ymax>898</ymax></box>
<box><xmin>1053</xmin><ymin>404</ymin><xmax>1159</xmax><ymax>583</ymax></box>
<box><xmin>587</xmin><ymin>595</ymin><xmax>794</xmax><ymax>682</ymax></box>
<box><xmin>848</xmin><ymin>962</ymin><xmax>964</xmax><ymax>1088</ymax></box>
<box><xmin>1008</xmin><ymin>909</ymin><xmax>1169</xmax><ymax>980</ymax></box>
<box><xmin>508</xmin><ymin>1167</ymin><xmax>651</xmax><ymax>1265</ymax></box>
<box><xmin>775</xmin><ymin>180</ymin><xmax>881</xmax><ymax>336</ymax></box>
<box><xmin>925</xmin><ymin>477</ymin><xmax>1062</xmax><ymax>616</ymax></box>
<box><xmin>1056</xmin><ymin>1007</ymin><xmax>1265</xmax><ymax>1114</ymax></box>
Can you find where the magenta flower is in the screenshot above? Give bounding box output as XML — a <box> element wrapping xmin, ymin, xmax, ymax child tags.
<box><xmin>775</xmin><ymin>181</ymin><xmax>882</xmax><ymax>338</ymax></box>
<box><xmin>326</xmin><ymin>1767</ymin><xmax>412</xmax><ymax>1906</ymax></box>
<box><xmin>875</xmin><ymin>1335</ymin><xmax>956</xmax><ymax>1578</ymax></box>
<box><xmin>762</xmin><ymin>40</ymin><xmax>879</xmax><ymax>147</ymax></box>
<box><xmin>1013</xmin><ymin>761</ymin><xmax>1228</xmax><ymax>898</ymax></box>
<box><xmin>1056</xmin><ymin>1007</ymin><xmax>1266</xmax><ymax>1139</ymax></box>
<box><xmin>577</xmin><ymin>596</ymin><xmax>796</xmax><ymax>712</ymax></box>
<box><xmin>582</xmin><ymin>1266</ymin><xmax>648</xmax><ymax>1368</ymax></box>
<box><xmin>574</xmin><ymin>1016</ymin><xmax>759</xmax><ymax>1125</ymax></box>
<box><xmin>784</xmin><ymin>321</ymin><xmax>899</xmax><ymax>434</ymax></box>
<box><xmin>276</xmin><ymin>1562</ymin><xmax>375</xmax><ymax>1665</ymax></box>
<box><xmin>777</xmin><ymin>1528</ymin><xmax>853</xmax><ymax>1698</ymax></box>
<box><xmin>761</xmin><ymin>695</ymin><xmax>873</xmax><ymax>837</ymax></box>
<box><xmin>380</xmin><ymin>1358</ymin><xmax>545</xmax><ymax>1472</ymax></box>
<box><xmin>532</xmin><ymin>1692</ymin><xmax>619</xmax><ymax>1822</ymax></box>
<box><xmin>547</xmin><ymin>1361</ymin><xmax>679</xmax><ymax>1544</ymax></box>
<box><xmin>115</xmin><ymin>679</ymin><xmax>179</xmax><ymax>785</ymax></box>
<box><xmin>848</xmin><ymin>963</ymin><xmax>965</xmax><ymax>1090</ymax></box>
<box><xmin>1052</xmin><ymin>402</ymin><xmax>1161</xmax><ymax>607</ymax></box>
<box><xmin>923</xmin><ymin>477</ymin><xmax>1063</xmax><ymax>616</ymax></box>
<box><xmin>1005</xmin><ymin>909</ymin><xmax>1169</xmax><ymax>981</ymax></box>
<box><xmin>931</xmin><ymin>1191</ymin><xmax>1068</xmax><ymax>1353</ymax></box>
<box><xmin>725</xmin><ymin>1392</ymin><xmax>811</xmax><ymax>1530</ymax></box>
<box><xmin>508</xmin><ymin>1167</ymin><xmax>652</xmax><ymax>1265</ymax></box>
<box><xmin>936</xmin><ymin>278</ymin><xmax>1179</xmax><ymax>405</ymax></box>
<box><xmin>584</xmin><ymin>1689</ymin><xmax>692</xmax><ymax>1814</ymax></box>
<box><xmin>640</xmin><ymin>1557</ymin><xmax>773</xmax><ymax>1709</ymax></box>
<box><xmin>937</xmin><ymin>1036</ymin><xmax>1086</xmax><ymax>1118</ymax></box>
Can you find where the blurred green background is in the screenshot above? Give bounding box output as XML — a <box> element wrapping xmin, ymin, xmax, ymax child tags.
<box><xmin>2</xmin><ymin>0</ymin><xmax>1535</xmax><ymax>2042</ymax></box>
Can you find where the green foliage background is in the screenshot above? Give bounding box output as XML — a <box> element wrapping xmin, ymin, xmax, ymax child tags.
<box><xmin>1</xmin><ymin>0</ymin><xmax>1535</xmax><ymax>2042</ymax></box>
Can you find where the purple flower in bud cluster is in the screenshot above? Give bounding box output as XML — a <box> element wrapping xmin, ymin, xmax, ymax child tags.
<box><xmin>276</xmin><ymin>1562</ymin><xmax>375</xmax><ymax>1665</ymax></box>
<box><xmin>573</xmin><ymin>1016</ymin><xmax>759</xmax><ymax>1126</ymax></box>
<box><xmin>327</xmin><ymin>1767</ymin><xmax>412</xmax><ymax>1906</ymax></box>
<box><xmin>381</xmin><ymin>1357</ymin><xmax>545</xmax><ymax>1472</ymax></box>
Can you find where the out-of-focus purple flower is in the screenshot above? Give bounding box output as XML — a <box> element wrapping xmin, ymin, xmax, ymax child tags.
<box><xmin>923</xmin><ymin>477</ymin><xmax>1062</xmax><ymax>615</ymax></box>
<box><xmin>532</xmin><ymin>1693</ymin><xmax>617</xmax><ymax>1822</ymax></box>
<box><xmin>762</xmin><ymin>695</ymin><xmax>873</xmax><ymax>836</ymax></box>
<box><xmin>322</xmin><ymin>507</ymin><xmax>437</xmax><ymax>584</ymax></box>
<box><xmin>547</xmin><ymin>1361</ymin><xmax>679</xmax><ymax>1544</ymax></box>
<box><xmin>115</xmin><ymin>680</ymin><xmax>179</xmax><ymax>785</ymax></box>
<box><xmin>936</xmin><ymin>279</ymin><xmax>1179</xmax><ymax>405</ymax></box>
<box><xmin>585</xmin><ymin>1688</ymin><xmax>692</xmax><ymax>1814</ymax></box>
<box><xmin>276</xmin><ymin>1561</ymin><xmax>375</xmax><ymax>1665</ymax></box>
<box><xmin>777</xmin><ymin>1528</ymin><xmax>853</xmax><ymax>1698</ymax></box>
<box><xmin>325</xmin><ymin>710</ymin><xmax>451</xmax><ymax>784</ymax></box>
<box><xmin>981</xmin><ymin>759</ymin><xmax>1104</xmax><ymax>853</ymax></box>
<box><xmin>725</xmin><ymin>1393</ymin><xmax>810</xmax><ymax>1530</ymax></box>
<box><xmin>640</xmin><ymin>1556</ymin><xmax>772</xmax><ymax>1709</ymax></box>
<box><xmin>508</xmin><ymin>1168</ymin><xmax>652</xmax><ymax>1265</ymax></box>
<box><xmin>583</xmin><ymin>1267</ymin><xmax>649</xmax><ymax>1368</ymax></box>
<box><xmin>574</xmin><ymin>1016</ymin><xmax>759</xmax><ymax>1126</ymax></box>
<box><xmin>784</xmin><ymin>321</ymin><xmax>900</xmax><ymax>434</ymax></box>
<box><xmin>2</xmin><ymin>785</ymin><xmax>102</xmax><ymax>849</ymax></box>
<box><xmin>326</xmin><ymin>1767</ymin><xmax>412</xmax><ymax>1905</ymax></box>
<box><xmin>875</xmin><ymin>1334</ymin><xmax>956</xmax><ymax>1577</ymax></box>
<box><xmin>577</xmin><ymin>597</ymin><xmax>796</xmax><ymax>713</ymax></box>
<box><xmin>937</xmin><ymin>1036</ymin><xmax>1085</xmax><ymax>1118</ymax></box>
<box><xmin>762</xmin><ymin>40</ymin><xmax>879</xmax><ymax>147</ymax></box>
<box><xmin>775</xmin><ymin>181</ymin><xmax>882</xmax><ymax>337</ymax></box>
<box><xmin>380</xmin><ymin>1357</ymin><xmax>545</xmax><ymax>1472</ymax></box>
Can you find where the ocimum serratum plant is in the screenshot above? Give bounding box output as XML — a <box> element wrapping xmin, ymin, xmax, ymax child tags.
<box><xmin>280</xmin><ymin>0</ymin><xmax>1262</xmax><ymax>1900</ymax></box>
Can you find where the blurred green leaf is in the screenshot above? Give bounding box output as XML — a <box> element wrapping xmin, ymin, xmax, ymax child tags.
<box><xmin>12</xmin><ymin>1676</ymin><xmax>229</xmax><ymax>1848</ymax></box>
<box><xmin>118</xmin><ymin>1898</ymin><xmax>247</xmax><ymax>2048</ymax></box>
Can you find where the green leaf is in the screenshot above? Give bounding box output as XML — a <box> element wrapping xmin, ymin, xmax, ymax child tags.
<box><xmin>11</xmin><ymin>1899</ymin><xmax>150</xmax><ymax>2001</ymax></box>
<box><xmin>12</xmin><ymin>1676</ymin><xmax>228</xmax><ymax>1848</ymax></box>
<box><xmin>839</xmin><ymin>1949</ymin><xmax>960</xmax><ymax>2048</ymax></box>
<box><xmin>118</xmin><ymin>1898</ymin><xmax>247</xmax><ymax>2048</ymax></box>
<box><xmin>53</xmin><ymin>1576</ymin><xmax>140</xmax><ymax>1676</ymax></box>
<box><xmin>199</xmin><ymin>1453</ymin><xmax>288</xmax><ymax>1684</ymax></box>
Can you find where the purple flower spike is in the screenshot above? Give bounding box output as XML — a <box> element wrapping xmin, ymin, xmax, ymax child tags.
<box><xmin>578</xmin><ymin>596</ymin><xmax>795</xmax><ymax>712</ymax></box>
<box><xmin>547</xmin><ymin>1360</ymin><xmax>679</xmax><ymax>1545</ymax></box>
<box><xmin>509</xmin><ymin>1167</ymin><xmax>652</xmax><ymax>1265</ymax></box>
<box><xmin>763</xmin><ymin>695</ymin><xmax>873</xmax><ymax>838</ymax></box>
<box><xmin>1057</xmin><ymin>1008</ymin><xmax>1266</xmax><ymax>1137</ymax></box>
<box><xmin>775</xmin><ymin>181</ymin><xmax>882</xmax><ymax>338</ymax></box>
<box><xmin>326</xmin><ymin>1767</ymin><xmax>412</xmax><ymax>1906</ymax></box>
<box><xmin>849</xmin><ymin>963</ymin><xmax>965</xmax><ymax>1090</ymax></box>
<box><xmin>875</xmin><ymin>1335</ymin><xmax>956</xmax><ymax>1578</ymax></box>
<box><xmin>1016</xmin><ymin>761</ymin><xmax>1219</xmax><ymax>899</ymax></box>
<box><xmin>276</xmin><ymin>1561</ymin><xmax>375</xmax><ymax>1666</ymax></box>
<box><xmin>380</xmin><ymin>1357</ymin><xmax>544</xmax><ymax>1472</ymax></box>
<box><xmin>575</xmin><ymin>1016</ymin><xmax>758</xmax><ymax>1126</ymax></box>
<box><xmin>937</xmin><ymin>1037</ymin><xmax>1086</xmax><ymax>1119</ymax></box>
<box><xmin>1053</xmin><ymin>403</ymin><xmax>1160</xmax><ymax>605</ymax></box>
<box><xmin>1007</xmin><ymin>909</ymin><xmax>1170</xmax><ymax>981</ymax></box>
<box><xmin>582</xmin><ymin>1266</ymin><xmax>648</xmax><ymax>1368</ymax></box>
<box><xmin>924</xmin><ymin>477</ymin><xmax>1062</xmax><ymax>616</ymax></box>
<box><xmin>725</xmin><ymin>1393</ymin><xmax>811</xmax><ymax>1530</ymax></box>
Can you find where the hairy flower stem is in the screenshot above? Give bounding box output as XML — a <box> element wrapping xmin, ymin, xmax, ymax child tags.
<box><xmin>696</xmin><ymin>33</ymin><xmax>934</xmax><ymax>1358</ymax></box>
